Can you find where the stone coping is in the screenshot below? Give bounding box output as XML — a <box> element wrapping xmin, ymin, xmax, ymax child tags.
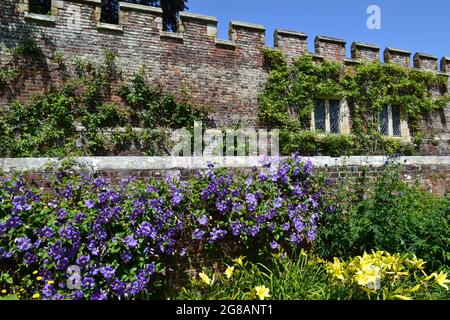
<box><xmin>1</xmin><ymin>156</ymin><xmax>449</xmax><ymax>173</ymax></box>
<box><xmin>230</xmin><ymin>20</ymin><xmax>265</xmax><ymax>32</ymax></box>
<box><xmin>179</xmin><ymin>11</ymin><xmax>218</xmax><ymax>24</ymax></box>
<box><xmin>351</xmin><ymin>42</ymin><xmax>380</xmax><ymax>50</ymax></box>
<box><xmin>274</xmin><ymin>29</ymin><xmax>308</xmax><ymax>39</ymax></box>
<box><xmin>315</xmin><ymin>36</ymin><xmax>346</xmax><ymax>45</ymax></box>
<box><xmin>119</xmin><ymin>2</ymin><xmax>163</xmax><ymax>15</ymax></box>
<box><xmin>385</xmin><ymin>47</ymin><xmax>411</xmax><ymax>55</ymax></box>
<box><xmin>414</xmin><ymin>52</ymin><xmax>438</xmax><ymax>60</ymax></box>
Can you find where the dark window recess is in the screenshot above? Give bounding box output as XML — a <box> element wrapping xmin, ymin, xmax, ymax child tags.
<box><xmin>101</xmin><ymin>0</ymin><xmax>119</xmax><ymax>25</ymax></box>
<box><xmin>314</xmin><ymin>100</ymin><xmax>325</xmax><ymax>132</ymax></box>
<box><xmin>380</xmin><ymin>105</ymin><xmax>389</xmax><ymax>136</ymax></box>
<box><xmin>392</xmin><ymin>105</ymin><xmax>401</xmax><ymax>136</ymax></box>
<box><xmin>29</xmin><ymin>0</ymin><xmax>51</xmax><ymax>15</ymax></box>
<box><xmin>329</xmin><ymin>100</ymin><xmax>340</xmax><ymax>134</ymax></box>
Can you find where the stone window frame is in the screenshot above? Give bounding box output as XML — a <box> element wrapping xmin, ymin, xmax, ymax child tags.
<box><xmin>379</xmin><ymin>105</ymin><xmax>410</xmax><ymax>139</ymax></box>
<box><xmin>310</xmin><ymin>98</ymin><xmax>350</xmax><ymax>135</ymax></box>
<box><xmin>20</xmin><ymin>0</ymin><xmax>60</xmax><ymax>25</ymax></box>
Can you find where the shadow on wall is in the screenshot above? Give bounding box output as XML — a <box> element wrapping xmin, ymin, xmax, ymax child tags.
<box><xmin>0</xmin><ymin>2</ymin><xmax>55</xmax><ymax>101</ymax></box>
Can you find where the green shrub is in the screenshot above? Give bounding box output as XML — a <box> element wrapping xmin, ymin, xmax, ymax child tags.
<box><xmin>315</xmin><ymin>164</ymin><xmax>450</xmax><ymax>271</ymax></box>
<box><xmin>321</xmin><ymin>134</ymin><xmax>358</xmax><ymax>157</ymax></box>
<box><xmin>280</xmin><ymin>130</ymin><xmax>319</xmax><ymax>156</ymax></box>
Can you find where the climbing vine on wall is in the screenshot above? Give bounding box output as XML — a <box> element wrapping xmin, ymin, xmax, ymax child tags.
<box><xmin>0</xmin><ymin>39</ymin><xmax>44</xmax><ymax>94</ymax></box>
<box><xmin>259</xmin><ymin>49</ymin><xmax>450</xmax><ymax>156</ymax></box>
<box><xmin>0</xmin><ymin>44</ymin><xmax>207</xmax><ymax>157</ymax></box>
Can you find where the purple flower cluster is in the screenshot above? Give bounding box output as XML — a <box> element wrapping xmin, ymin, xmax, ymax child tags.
<box><xmin>0</xmin><ymin>154</ymin><xmax>331</xmax><ymax>300</ymax></box>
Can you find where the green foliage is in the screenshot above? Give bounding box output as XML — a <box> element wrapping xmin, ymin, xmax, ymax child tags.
<box><xmin>280</xmin><ymin>132</ymin><xmax>361</xmax><ymax>157</ymax></box>
<box><xmin>315</xmin><ymin>164</ymin><xmax>450</xmax><ymax>271</ymax></box>
<box><xmin>0</xmin><ymin>39</ymin><xmax>43</xmax><ymax>93</ymax></box>
<box><xmin>174</xmin><ymin>253</ymin><xmax>328</xmax><ymax>300</ymax></box>
<box><xmin>118</xmin><ymin>73</ymin><xmax>207</xmax><ymax>129</ymax></box>
<box><xmin>259</xmin><ymin>51</ymin><xmax>344</xmax><ymax>131</ymax></box>
<box><xmin>0</xmin><ymin>44</ymin><xmax>207</xmax><ymax>157</ymax></box>
<box><xmin>259</xmin><ymin>49</ymin><xmax>449</xmax><ymax>155</ymax></box>
<box><xmin>174</xmin><ymin>251</ymin><xmax>449</xmax><ymax>300</ymax></box>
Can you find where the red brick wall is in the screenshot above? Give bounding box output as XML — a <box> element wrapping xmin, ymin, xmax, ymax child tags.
<box><xmin>0</xmin><ymin>0</ymin><xmax>449</xmax><ymax>154</ymax></box>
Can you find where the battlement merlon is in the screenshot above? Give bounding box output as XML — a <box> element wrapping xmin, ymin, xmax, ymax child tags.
<box><xmin>351</xmin><ymin>42</ymin><xmax>380</xmax><ymax>63</ymax></box>
<box><xmin>414</xmin><ymin>53</ymin><xmax>438</xmax><ymax>71</ymax></box>
<box><xmin>9</xmin><ymin>0</ymin><xmax>450</xmax><ymax>73</ymax></box>
<box><xmin>441</xmin><ymin>57</ymin><xmax>450</xmax><ymax>74</ymax></box>
<box><xmin>274</xmin><ymin>29</ymin><xmax>308</xmax><ymax>59</ymax></box>
<box><xmin>384</xmin><ymin>47</ymin><xmax>411</xmax><ymax>68</ymax></box>
<box><xmin>315</xmin><ymin>36</ymin><xmax>346</xmax><ymax>63</ymax></box>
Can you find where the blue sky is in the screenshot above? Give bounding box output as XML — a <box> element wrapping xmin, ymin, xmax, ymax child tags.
<box><xmin>187</xmin><ymin>0</ymin><xmax>450</xmax><ymax>63</ymax></box>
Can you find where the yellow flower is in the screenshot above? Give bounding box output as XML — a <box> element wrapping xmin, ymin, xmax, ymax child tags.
<box><xmin>36</xmin><ymin>276</ymin><xmax>43</xmax><ymax>281</ymax></box>
<box><xmin>32</xmin><ymin>293</ymin><xmax>40</xmax><ymax>299</ymax></box>
<box><xmin>32</xmin><ymin>270</ymin><xmax>38</xmax><ymax>275</ymax></box>
<box><xmin>199</xmin><ymin>272</ymin><xmax>212</xmax><ymax>286</ymax></box>
<box><xmin>354</xmin><ymin>265</ymin><xmax>381</xmax><ymax>289</ymax></box>
<box><xmin>327</xmin><ymin>258</ymin><xmax>345</xmax><ymax>281</ymax></box>
<box><xmin>233</xmin><ymin>256</ymin><xmax>245</xmax><ymax>267</ymax></box>
<box><xmin>47</xmin><ymin>280</ymin><xmax>55</xmax><ymax>285</ymax></box>
<box><xmin>224</xmin><ymin>266</ymin><xmax>234</xmax><ymax>279</ymax></box>
<box><xmin>300</xmin><ymin>249</ymin><xmax>308</xmax><ymax>257</ymax></box>
<box><xmin>254</xmin><ymin>286</ymin><xmax>270</xmax><ymax>300</ymax></box>
<box><xmin>409</xmin><ymin>284</ymin><xmax>421</xmax><ymax>293</ymax></box>
<box><xmin>393</xmin><ymin>294</ymin><xmax>412</xmax><ymax>301</ymax></box>
<box><xmin>432</xmin><ymin>272</ymin><xmax>450</xmax><ymax>290</ymax></box>
<box><xmin>408</xmin><ymin>256</ymin><xmax>426</xmax><ymax>270</ymax></box>
<box><xmin>1</xmin><ymin>289</ymin><xmax>6</xmax><ymax>294</ymax></box>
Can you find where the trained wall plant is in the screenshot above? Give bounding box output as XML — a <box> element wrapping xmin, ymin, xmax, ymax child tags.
<box><xmin>259</xmin><ymin>49</ymin><xmax>450</xmax><ymax>156</ymax></box>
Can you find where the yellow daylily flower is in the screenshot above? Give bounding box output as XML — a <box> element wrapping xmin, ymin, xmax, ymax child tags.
<box><xmin>233</xmin><ymin>256</ymin><xmax>245</xmax><ymax>266</ymax></box>
<box><xmin>432</xmin><ymin>272</ymin><xmax>450</xmax><ymax>290</ymax></box>
<box><xmin>32</xmin><ymin>271</ymin><xmax>38</xmax><ymax>275</ymax></box>
<box><xmin>327</xmin><ymin>258</ymin><xmax>345</xmax><ymax>281</ymax></box>
<box><xmin>393</xmin><ymin>294</ymin><xmax>412</xmax><ymax>301</ymax></box>
<box><xmin>199</xmin><ymin>272</ymin><xmax>212</xmax><ymax>286</ymax></box>
<box><xmin>32</xmin><ymin>293</ymin><xmax>40</xmax><ymax>299</ymax></box>
<box><xmin>409</xmin><ymin>284</ymin><xmax>421</xmax><ymax>293</ymax></box>
<box><xmin>36</xmin><ymin>276</ymin><xmax>43</xmax><ymax>281</ymax></box>
<box><xmin>255</xmin><ymin>286</ymin><xmax>270</xmax><ymax>300</ymax></box>
<box><xmin>224</xmin><ymin>266</ymin><xmax>234</xmax><ymax>279</ymax></box>
<box><xmin>47</xmin><ymin>280</ymin><xmax>55</xmax><ymax>285</ymax></box>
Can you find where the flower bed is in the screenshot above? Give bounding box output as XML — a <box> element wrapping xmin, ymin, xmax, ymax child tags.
<box><xmin>0</xmin><ymin>154</ymin><xmax>334</xmax><ymax>300</ymax></box>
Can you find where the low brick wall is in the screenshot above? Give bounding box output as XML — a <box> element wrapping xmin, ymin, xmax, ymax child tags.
<box><xmin>1</xmin><ymin>156</ymin><xmax>449</xmax><ymax>195</ymax></box>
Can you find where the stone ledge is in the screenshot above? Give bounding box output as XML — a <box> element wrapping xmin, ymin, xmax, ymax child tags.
<box><xmin>179</xmin><ymin>11</ymin><xmax>218</xmax><ymax>24</ymax></box>
<box><xmin>414</xmin><ymin>52</ymin><xmax>438</xmax><ymax>60</ymax></box>
<box><xmin>215</xmin><ymin>39</ymin><xmax>235</xmax><ymax>49</ymax></box>
<box><xmin>160</xmin><ymin>31</ymin><xmax>183</xmax><ymax>41</ymax></box>
<box><xmin>315</xmin><ymin>36</ymin><xmax>346</xmax><ymax>45</ymax></box>
<box><xmin>351</xmin><ymin>42</ymin><xmax>380</xmax><ymax>51</ymax></box>
<box><xmin>274</xmin><ymin>29</ymin><xmax>308</xmax><ymax>39</ymax></box>
<box><xmin>119</xmin><ymin>2</ymin><xmax>163</xmax><ymax>15</ymax></box>
<box><xmin>24</xmin><ymin>12</ymin><xmax>56</xmax><ymax>25</ymax></box>
<box><xmin>2</xmin><ymin>156</ymin><xmax>449</xmax><ymax>173</ymax></box>
<box><xmin>230</xmin><ymin>20</ymin><xmax>265</xmax><ymax>32</ymax></box>
<box><xmin>344</xmin><ymin>58</ymin><xmax>361</xmax><ymax>66</ymax></box>
<box><xmin>308</xmin><ymin>52</ymin><xmax>324</xmax><ymax>61</ymax></box>
<box><xmin>70</xmin><ymin>0</ymin><xmax>101</xmax><ymax>5</ymax></box>
<box><xmin>385</xmin><ymin>47</ymin><xmax>411</xmax><ymax>55</ymax></box>
<box><xmin>97</xmin><ymin>22</ymin><xmax>124</xmax><ymax>32</ymax></box>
